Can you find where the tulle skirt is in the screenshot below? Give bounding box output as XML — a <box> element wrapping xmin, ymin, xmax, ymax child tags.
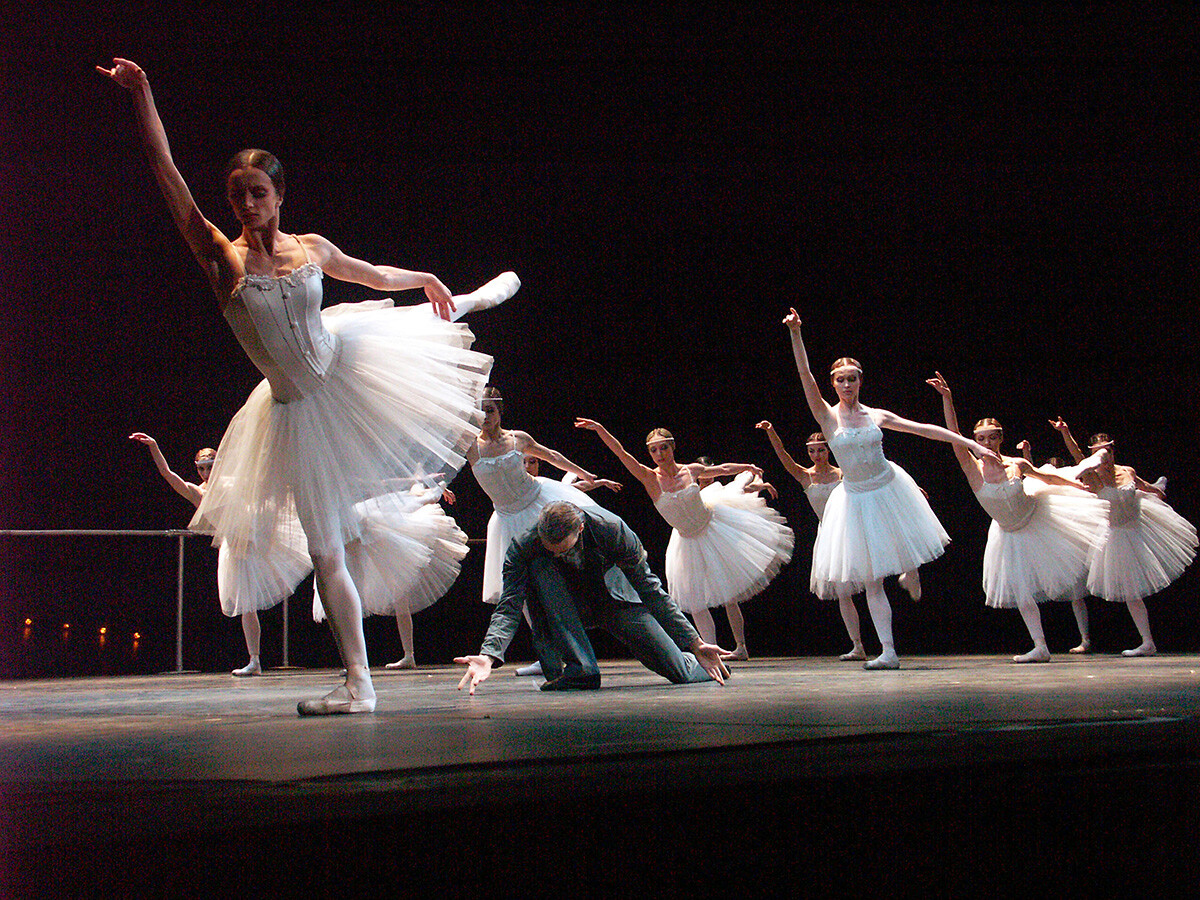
<box><xmin>981</xmin><ymin>483</ymin><xmax>1103</xmax><ymax>608</ymax></box>
<box><xmin>811</xmin><ymin>462</ymin><xmax>948</xmax><ymax>598</ymax></box>
<box><xmin>481</xmin><ymin>477</ymin><xmax>599</xmax><ymax>603</ymax></box>
<box><xmin>1087</xmin><ymin>494</ymin><xmax>1197</xmax><ymax>602</ymax></box>
<box><xmin>665</xmin><ymin>480</ymin><xmax>794</xmax><ymax>612</ymax></box>
<box><xmin>192</xmin><ymin>300</ymin><xmax>491</xmax><ymax>616</ymax></box>
<box><xmin>313</xmin><ymin>490</ymin><xmax>469</xmax><ymax>621</ymax></box>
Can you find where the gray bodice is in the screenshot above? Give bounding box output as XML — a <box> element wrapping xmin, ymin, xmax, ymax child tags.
<box><xmin>974</xmin><ymin>477</ymin><xmax>1037</xmax><ymax>532</ymax></box>
<box><xmin>653</xmin><ymin>482</ymin><xmax>712</xmax><ymax>538</ymax></box>
<box><xmin>826</xmin><ymin>423</ymin><xmax>894</xmax><ymax>493</ymax></box>
<box><xmin>1100</xmin><ymin>483</ymin><xmax>1140</xmax><ymax>528</ymax></box>
<box><xmin>804</xmin><ymin>480</ymin><xmax>839</xmax><ymax>520</ymax></box>
<box><xmin>223</xmin><ymin>263</ymin><xmax>338</xmax><ymax>403</ymax></box>
<box><xmin>471</xmin><ymin>449</ymin><xmax>540</xmax><ymax>514</ymax></box>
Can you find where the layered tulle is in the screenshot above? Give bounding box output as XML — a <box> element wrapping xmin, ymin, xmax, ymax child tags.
<box><xmin>810</xmin><ymin>462</ymin><xmax>948</xmax><ymax>598</ymax></box>
<box><xmin>657</xmin><ymin>480</ymin><xmax>794</xmax><ymax>612</ymax></box>
<box><xmin>1087</xmin><ymin>488</ymin><xmax>1197</xmax><ymax>602</ymax></box>
<box><xmin>192</xmin><ymin>299</ymin><xmax>491</xmax><ymax>614</ymax></box>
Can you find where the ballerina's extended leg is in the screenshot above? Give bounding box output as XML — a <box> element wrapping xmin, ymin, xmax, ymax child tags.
<box><xmin>447</xmin><ymin>272</ymin><xmax>521</xmax><ymax>321</ymax></box>
<box><xmin>299</xmin><ymin>548</ymin><xmax>376</xmax><ymax>715</ymax></box>
<box><xmin>232</xmin><ymin>611</ymin><xmax>263</xmax><ymax>676</ymax></box>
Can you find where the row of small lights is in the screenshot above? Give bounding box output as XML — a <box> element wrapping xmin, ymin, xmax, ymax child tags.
<box><xmin>23</xmin><ymin>619</ymin><xmax>142</xmax><ymax>644</ymax></box>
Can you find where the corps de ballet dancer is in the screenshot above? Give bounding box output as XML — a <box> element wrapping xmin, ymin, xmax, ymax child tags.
<box><xmin>130</xmin><ymin>433</ymin><xmax>285</xmax><ymax>676</ymax></box>
<box><xmin>100</xmin><ymin>58</ymin><xmax>519</xmax><ymax>715</ymax></box>
<box><xmin>1071</xmin><ymin>433</ymin><xmax>1197</xmax><ymax>656</ymax></box>
<box><xmin>925</xmin><ymin>374</ymin><xmax>1106</xmax><ymax>662</ymax></box>
<box><xmin>783</xmin><ymin>308</ymin><xmax>1001</xmax><ymax>669</ymax></box>
<box><xmin>574</xmin><ymin>419</ymin><xmax>794</xmax><ymax>661</ymax></box>
<box><xmin>756</xmin><ymin>421</ymin><xmax>870</xmax><ymax>661</ymax></box>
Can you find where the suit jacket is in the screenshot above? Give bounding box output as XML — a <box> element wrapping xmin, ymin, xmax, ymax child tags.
<box><xmin>479</xmin><ymin>505</ymin><xmax>699</xmax><ymax>663</ymax></box>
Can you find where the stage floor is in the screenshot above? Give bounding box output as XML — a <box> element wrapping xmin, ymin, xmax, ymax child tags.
<box><xmin>5</xmin><ymin>654</ymin><xmax>1200</xmax><ymax>895</ymax></box>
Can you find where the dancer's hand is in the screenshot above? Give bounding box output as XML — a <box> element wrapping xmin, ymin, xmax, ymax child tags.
<box><xmin>760</xmin><ymin>481</ymin><xmax>779</xmax><ymax>500</ymax></box>
<box><xmin>579</xmin><ymin>478</ymin><xmax>622</xmax><ymax>492</ymax></box>
<box><xmin>574</xmin><ymin>417</ymin><xmax>607</xmax><ymax>435</ymax></box>
<box><xmin>128</xmin><ymin>432</ymin><xmax>158</xmax><ymax>450</ymax></box>
<box><xmin>454</xmin><ymin>655</ymin><xmax>494</xmax><ymax>695</ymax></box>
<box><xmin>1049</xmin><ymin>416</ymin><xmax>1071</xmax><ymax>433</ymax></box>
<box><xmin>691</xmin><ymin>639</ymin><xmax>732</xmax><ymax>685</ymax></box>
<box><xmin>755</xmin><ymin>420</ymin><xmax>775</xmax><ymax>434</ymax></box>
<box><xmin>782</xmin><ymin>308</ymin><xmax>802</xmax><ymax>332</ymax></box>
<box><xmin>423</xmin><ymin>275</ymin><xmax>456</xmax><ymax>321</ymax></box>
<box><xmin>95</xmin><ymin>58</ymin><xmax>147</xmax><ymax>90</ymax></box>
<box><xmin>970</xmin><ymin>441</ymin><xmax>1003</xmax><ymax>463</ymax></box>
<box><xmin>926</xmin><ymin>371</ymin><xmax>951</xmax><ymax>396</ymax></box>
<box><xmin>441</xmin><ymin>487</ymin><xmax>456</xmax><ymax>504</ymax></box>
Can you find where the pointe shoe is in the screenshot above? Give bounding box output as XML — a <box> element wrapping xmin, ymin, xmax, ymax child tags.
<box><xmin>539</xmin><ymin>673</ymin><xmax>601</xmax><ymax>692</ymax></box>
<box><xmin>232</xmin><ymin>658</ymin><xmax>262</xmax><ymax>677</ymax></box>
<box><xmin>297</xmin><ymin>684</ymin><xmax>376</xmax><ymax>716</ymax></box>
<box><xmin>1013</xmin><ymin>646</ymin><xmax>1051</xmax><ymax>663</ymax></box>
<box><xmin>864</xmin><ymin>650</ymin><xmax>900</xmax><ymax>670</ymax></box>
<box><xmin>727</xmin><ymin>646</ymin><xmax>750</xmax><ymax>661</ymax></box>
<box><xmin>1152</xmin><ymin>476</ymin><xmax>1167</xmax><ymax>495</ymax></box>
<box><xmin>1069</xmin><ymin>641</ymin><xmax>1092</xmax><ymax>654</ymax></box>
<box><xmin>515</xmin><ymin>661</ymin><xmax>543</xmax><ymax>677</ymax></box>
<box><xmin>385</xmin><ymin>656</ymin><xmax>416</xmax><ymax>670</ymax></box>
<box><xmin>452</xmin><ymin>272</ymin><xmax>521</xmax><ymax>313</ymax></box>
<box><xmin>898</xmin><ymin>571</ymin><xmax>922</xmax><ymax>602</ymax></box>
<box><xmin>1122</xmin><ymin>642</ymin><xmax>1156</xmax><ymax>657</ymax></box>
<box><xmin>839</xmin><ymin>647</ymin><xmax>867</xmax><ymax>661</ymax></box>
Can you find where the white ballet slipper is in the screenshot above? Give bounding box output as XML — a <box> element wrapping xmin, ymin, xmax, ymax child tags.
<box><xmin>864</xmin><ymin>649</ymin><xmax>900</xmax><ymax>670</ymax></box>
<box><xmin>515</xmin><ymin>661</ymin><xmax>543</xmax><ymax>677</ymax></box>
<box><xmin>297</xmin><ymin>683</ymin><xmax>376</xmax><ymax>716</ymax></box>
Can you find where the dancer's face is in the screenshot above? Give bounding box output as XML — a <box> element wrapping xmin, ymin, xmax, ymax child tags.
<box><xmin>227</xmin><ymin>167</ymin><xmax>281</xmax><ymax>227</ymax></box>
<box><xmin>807</xmin><ymin>442</ymin><xmax>830</xmax><ymax>464</ymax></box>
<box><xmin>480</xmin><ymin>400</ymin><xmax>502</xmax><ymax>433</ymax></box>
<box><xmin>194</xmin><ymin>460</ymin><xmax>214</xmax><ymax>483</ymax></box>
<box><xmin>973</xmin><ymin>429</ymin><xmax>1004</xmax><ymax>454</ymax></box>
<box><xmin>647</xmin><ymin>440</ymin><xmax>675</xmax><ymax>467</ymax></box>
<box><xmin>523</xmin><ymin>454</ymin><xmax>540</xmax><ymax>476</ymax></box>
<box><xmin>831</xmin><ymin>368</ymin><xmax>861</xmax><ymax>403</ymax></box>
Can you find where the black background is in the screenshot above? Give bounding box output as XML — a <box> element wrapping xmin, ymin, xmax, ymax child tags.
<box><xmin>2</xmin><ymin>5</ymin><xmax>1197</xmax><ymax>676</ymax></box>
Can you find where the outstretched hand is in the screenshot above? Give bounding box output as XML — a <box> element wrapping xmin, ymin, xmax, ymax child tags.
<box><xmin>692</xmin><ymin>640</ymin><xmax>732</xmax><ymax>685</ymax></box>
<box><xmin>971</xmin><ymin>442</ymin><xmax>1004</xmax><ymax>464</ymax></box>
<box><xmin>423</xmin><ymin>276</ymin><xmax>457</xmax><ymax>321</ymax></box>
<box><xmin>574</xmin><ymin>417</ymin><xmax>605</xmax><ymax>434</ymax></box>
<box><xmin>755</xmin><ymin>420</ymin><xmax>775</xmax><ymax>434</ymax></box>
<box><xmin>129</xmin><ymin>432</ymin><xmax>158</xmax><ymax>449</ymax></box>
<box><xmin>926</xmin><ymin>371</ymin><xmax>951</xmax><ymax>396</ymax></box>
<box><xmin>1049</xmin><ymin>417</ymin><xmax>1071</xmax><ymax>433</ymax></box>
<box><xmin>454</xmin><ymin>654</ymin><xmax>494</xmax><ymax>695</ymax></box>
<box><xmin>95</xmin><ymin>58</ymin><xmax>146</xmax><ymax>90</ymax></box>
<box><xmin>782</xmin><ymin>308</ymin><xmax>802</xmax><ymax>331</ymax></box>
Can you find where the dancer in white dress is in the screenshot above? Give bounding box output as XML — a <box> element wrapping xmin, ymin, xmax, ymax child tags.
<box><xmin>130</xmin><ymin>434</ymin><xmax>269</xmax><ymax>676</ymax></box>
<box><xmin>101</xmin><ymin>58</ymin><xmax>516</xmax><ymax>715</ymax></box>
<box><xmin>925</xmin><ymin>374</ymin><xmax>1105</xmax><ymax>662</ymax></box>
<box><xmin>574</xmin><ymin>420</ymin><xmax>794</xmax><ymax>660</ymax></box>
<box><xmin>756</xmin><ymin>421</ymin><xmax>869</xmax><ymax>660</ymax></box>
<box><xmin>1073</xmin><ymin>434</ymin><xmax>1196</xmax><ymax>656</ymax></box>
<box><xmin>783</xmin><ymin>308</ymin><xmax>1000</xmax><ymax>669</ymax></box>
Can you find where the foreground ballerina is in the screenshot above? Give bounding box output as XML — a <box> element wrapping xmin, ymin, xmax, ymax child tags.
<box><xmin>756</xmin><ymin>421</ymin><xmax>869</xmax><ymax>660</ymax></box>
<box><xmin>101</xmin><ymin>58</ymin><xmax>516</xmax><ymax>714</ymax></box>
<box><xmin>574</xmin><ymin>420</ymin><xmax>794</xmax><ymax>660</ymax></box>
<box><xmin>925</xmin><ymin>375</ymin><xmax>1104</xmax><ymax>662</ymax></box>
<box><xmin>1074</xmin><ymin>434</ymin><xmax>1196</xmax><ymax>656</ymax></box>
<box><xmin>784</xmin><ymin>309</ymin><xmax>1000</xmax><ymax>669</ymax></box>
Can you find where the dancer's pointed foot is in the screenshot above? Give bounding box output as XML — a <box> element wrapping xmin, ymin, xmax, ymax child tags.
<box><xmin>727</xmin><ymin>645</ymin><xmax>750</xmax><ymax>661</ymax></box>
<box><xmin>515</xmin><ymin>661</ymin><xmax>543</xmax><ymax>677</ymax></box>
<box><xmin>1013</xmin><ymin>645</ymin><xmax>1051</xmax><ymax>663</ymax></box>
<box><xmin>1122</xmin><ymin>641</ymin><xmax>1156</xmax><ymax>657</ymax></box>
<box><xmin>297</xmin><ymin>682</ymin><xmax>376</xmax><ymax>716</ymax></box>
<box><xmin>451</xmin><ymin>271</ymin><xmax>521</xmax><ymax>317</ymax></box>
<box><xmin>1069</xmin><ymin>640</ymin><xmax>1092</xmax><ymax>654</ymax></box>
<box><xmin>898</xmin><ymin>571</ymin><xmax>922</xmax><ymax>602</ymax></box>
<box><xmin>864</xmin><ymin>649</ymin><xmax>900</xmax><ymax>670</ymax></box>
<box><xmin>232</xmin><ymin>657</ymin><xmax>262</xmax><ymax>677</ymax></box>
<box><xmin>385</xmin><ymin>655</ymin><xmax>416</xmax><ymax>670</ymax></box>
<box><xmin>839</xmin><ymin>646</ymin><xmax>867</xmax><ymax>661</ymax></box>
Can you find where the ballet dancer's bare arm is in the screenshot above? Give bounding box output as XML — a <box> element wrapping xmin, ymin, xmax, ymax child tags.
<box><xmin>511</xmin><ymin>431</ymin><xmax>599</xmax><ymax>483</ymax></box>
<box><xmin>924</xmin><ymin>373</ymin><xmax>984</xmax><ymax>491</ymax></box>
<box><xmin>129</xmin><ymin>433</ymin><xmax>204</xmax><ymax>508</ymax></box>
<box><xmin>575</xmin><ymin>419</ymin><xmax>662</xmax><ymax>500</ymax></box>
<box><xmin>783</xmin><ymin>309</ymin><xmax>838</xmax><ymax>436</ymax></box>
<box><xmin>1049</xmin><ymin>418</ymin><xmax>1086</xmax><ymax>465</ymax></box>
<box><xmin>874</xmin><ymin>409</ymin><xmax>1002</xmax><ymax>463</ymax></box>
<box><xmin>755</xmin><ymin>421</ymin><xmax>812</xmax><ymax>487</ymax></box>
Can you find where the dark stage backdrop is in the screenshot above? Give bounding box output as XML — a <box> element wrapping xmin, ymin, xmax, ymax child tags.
<box><xmin>2</xmin><ymin>7</ymin><xmax>1197</xmax><ymax>676</ymax></box>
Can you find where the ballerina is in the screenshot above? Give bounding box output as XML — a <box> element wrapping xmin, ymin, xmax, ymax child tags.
<box><xmin>1072</xmin><ymin>433</ymin><xmax>1196</xmax><ymax>656</ymax></box>
<box><xmin>783</xmin><ymin>308</ymin><xmax>1000</xmax><ymax>669</ymax></box>
<box><xmin>574</xmin><ymin>420</ymin><xmax>794</xmax><ymax>661</ymax></box>
<box><xmin>924</xmin><ymin>374</ymin><xmax>1105</xmax><ymax>662</ymax></box>
<box><xmin>130</xmin><ymin>433</ymin><xmax>269</xmax><ymax>676</ymax></box>
<box><xmin>756</xmin><ymin>421</ymin><xmax>869</xmax><ymax>660</ymax></box>
<box><xmin>101</xmin><ymin>58</ymin><xmax>515</xmax><ymax>714</ymax></box>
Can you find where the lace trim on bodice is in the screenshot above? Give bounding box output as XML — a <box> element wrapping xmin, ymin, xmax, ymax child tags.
<box><xmin>827</xmin><ymin>423</ymin><xmax>893</xmax><ymax>490</ymax></box>
<box><xmin>654</xmin><ymin>482</ymin><xmax>713</xmax><ymax>538</ymax></box>
<box><xmin>232</xmin><ymin>261</ymin><xmax>323</xmax><ymax>297</ymax></box>
<box><xmin>471</xmin><ymin>449</ymin><xmax>540</xmax><ymax>514</ymax></box>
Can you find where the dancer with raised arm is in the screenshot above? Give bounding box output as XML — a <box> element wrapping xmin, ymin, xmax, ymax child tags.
<box><xmin>756</xmin><ymin>421</ymin><xmax>867</xmax><ymax>660</ymax></box>
<box><xmin>100</xmin><ymin>58</ymin><xmax>516</xmax><ymax>714</ymax></box>
<box><xmin>783</xmin><ymin>308</ymin><xmax>1000</xmax><ymax>669</ymax></box>
<box><xmin>1073</xmin><ymin>434</ymin><xmax>1196</xmax><ymax>657</ymax></box>
<box><xmin>574</xmin><ymin>420</ymin><xmax>793</xmax><ymax>661</ymax></box>
<box><xmin>924</xmin><ymin>374</ymin><xmax>1104</xmax><ymax>662</ymax></box>
<box><xmin>130</xmin><ymin>433</ymin><xmax>275</xmax><ymax>676</ymax></box>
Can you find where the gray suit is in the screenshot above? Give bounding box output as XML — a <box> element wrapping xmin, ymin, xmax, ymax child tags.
<box><xmin>479</xmin><ymin>505</ymin><xmax>713</xmax><ymax>685</ymax></box>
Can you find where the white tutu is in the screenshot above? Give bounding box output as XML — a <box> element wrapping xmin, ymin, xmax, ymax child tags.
<box><xmin>1087</xmin><ymin>485</ymin><xmax>1197</xmax><ymax>602</ymax></box>
<box><xmin>478</xmin><ymin>472</ymin><xmax>599</xmax><ymax>603</ymax></box>
<box><xmin>976</xmin><ymin>478</ymin><xmax>1104</xmax><ymax>609</ymax></box>
<box><xmin>656</xmin><ymin>480</ymin><xmax>794</xmax><ymax>612</ymax></box>
<box><xmin>810</xmin><ymin>462</ymin><xmax>948</xmax><ymax>598</ymax></box>
<box><xmin>193</xmin><ymin>292</ymin><xmax>491</xmax><ymax>614</ymax></box>
<box><xmin>313</xmin><ymin>488</ymin><xmax>468</xmax><ymax>621</ymax></box>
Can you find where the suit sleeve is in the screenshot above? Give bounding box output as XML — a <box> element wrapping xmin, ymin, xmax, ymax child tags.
<box><xmin>605</xmin><ymin>519</ymin><xmax>700</xmax><ymax>651</ymax></box>
<box><xmin>478</xmin><ymin>536</ymin><xmax>532</xmax><ymax>664</ymax></box>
